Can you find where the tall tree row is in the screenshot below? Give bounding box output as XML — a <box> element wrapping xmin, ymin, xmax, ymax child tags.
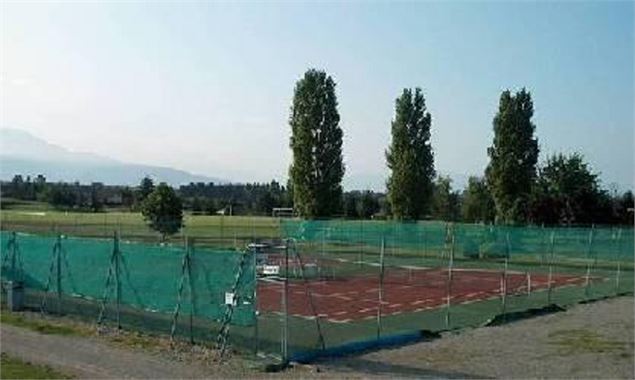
<box><xmin>386</xmin><ymin>88</ymin><xmax>435</xmax><ymax>220</ymax></box>
<box><xmin>288</xmin><ymin>69</ymin><xmax>345</xmax><ymax>218</ymax></box>
<box><xmin>486</xmin><ymin>89</ymin><xmax>539</xmax><ymax>224</ymax></box>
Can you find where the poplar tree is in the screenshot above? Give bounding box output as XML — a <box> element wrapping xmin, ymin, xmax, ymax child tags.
<box><xmin>288</xmin><ymin>69</ymin><xmax>345</xmax><ymax>218</ymax></box>
<box><xmin>486</xmin><ymin>88</ymin><xmax>539</xmax><ymax>224</ymax></box>
<box><xmin>386</xmin><ymin>88</ymin><xmax>435</xmax><ymax>220</ymax></box>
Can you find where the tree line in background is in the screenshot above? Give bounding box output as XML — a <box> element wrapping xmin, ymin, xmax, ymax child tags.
<box><xmin>288</xmin><ymin>68</ymin><xmax>633</xmax><ymax>226</ymax></box>
<box><xmin>2</xmin><ymin>68</ymin><xmax>633</xmax><ymax>231</ymax></box>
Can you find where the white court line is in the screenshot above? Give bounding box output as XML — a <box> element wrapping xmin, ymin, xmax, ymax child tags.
<box><xmin>329</xmin><ymin>319</ymin><xmax>352</xmax><ymax>324</ymax></box>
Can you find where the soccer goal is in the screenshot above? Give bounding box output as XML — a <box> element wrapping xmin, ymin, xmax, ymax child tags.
<box><xmin>272</xmin><ymin>207</ymin><xmax>295</xmax><ymax>218</ymax></box>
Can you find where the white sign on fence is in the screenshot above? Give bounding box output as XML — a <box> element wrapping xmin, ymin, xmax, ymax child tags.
<box><xmin>225</xmin><ymin>292</ymin><xmax>236</xmax><ymax>306</ymax></box>
<box><xmin>263</xmin><ymin>265</ymin><xmax>280</xmax><ymax>275</ymax></box>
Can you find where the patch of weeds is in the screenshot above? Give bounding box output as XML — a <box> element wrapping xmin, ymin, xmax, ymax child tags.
<box><xmin>0</xmin><ymin>353</ymin><xmax>73</xmax><ymax>379</ymax></box>
<box><xmin>0</xmin><ymin>312</ymin><xmax>87</xmax><ymax>337</ymax></box>
<box><xmin>548</xmin><ymin>329</ymin><xmax>632</xmax><ymax>355</ymax></box>
<box><xmin>105</xmin><ymin>329</ymin><xmax>159</xmax><ymax>350</ymax></box>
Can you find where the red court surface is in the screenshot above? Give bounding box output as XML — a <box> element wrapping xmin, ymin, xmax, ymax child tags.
<box><xmin>256</xmin><ymin>268</ymin><xmax>587</xmax><ymax>323</ymax></box>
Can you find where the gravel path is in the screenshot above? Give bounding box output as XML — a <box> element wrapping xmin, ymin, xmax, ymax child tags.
<box><xmin>320</xmin><ymin>296</ymin><xmax>634</xmax><ymax>379</ymax></box>
<box><xmin>1</xmin><ymin>297</ymin><xmax>633</xmax><ymax>379</ymax></box>
<box><xmin>0</xmin><ymin>324</ymin><xmax>216</xmax><ymax>379</ymax></box>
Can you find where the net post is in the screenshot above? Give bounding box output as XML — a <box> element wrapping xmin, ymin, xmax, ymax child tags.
<box><xmin>376</xmin><ymin>236</ymin><xmax>385</xmax><ymax>340</ymax></box>
<box><xmin>540</xmin><ymin>223</ymin><xmax>546</xmax><ymax>266</ymax></box>
<box><xmin>187</xmin><ymin>237</ymin><xmax>195</xmax><ymax>344</ymax></box>
<box><xmin>614</xmin><ymin>228</ymin><xmax>623</xmax><ymax>294</ymax></box>
<box><xmin>9</xmin><ymin>231</ymin><xmax>17</xmax><ymax>274</ymax></box>
<box><xmin>219</xmin><ymin>214</ymin><xmax>224</xmax><ymax>246</ymax></box>
<box><xmin>422</xmin><ymin>222</ymin><xmax>427</xmax><ymax>263</ymax></box>
<box><xmin>282</xmin><ymin>239</ymin><xmax>289</xmax><ymax>364</ymax></box>
<box><xmin>291</xmin><ymin>240</ymin><xmax>326</xmax><ymax>350</ymax></box>
<box><xmin>252</xmin><ymin>242</ymin><xmax>259</xmax><ymax>357</ymax></box>
<box><xmin>584</xmin><ymin>225</ymin><xmax>595</xmax><ymax>299</ymax></box>
<box><xmin>547</xmin><ymin>230</ymin><xmax>555</xmax><ymax>305</ymax></box>
<box><xmin>359</xmin><ymin>219</ymin><xmax>363</xmax><ymax>266</ymax></box>
<box><xmin>501</xmin><ymin>231</ymin><xmax>510</xmax><ymax>317</ymax></box>
<box><xmin>56</xmin><ymin>234</ymin><xmax>62</xmax><ymax>315</ymax></box>
<box><xmin>170</xmin><ymin>235</ymin><xmax>188</xmax><ymax>341</ymax></box>
<box><xmin>445</xmin><ymin>224</ymin><xmax>455</xmax><ymax>329</ymax></box>
<box><xmin>114</xmin><ymin>230</ymin><xmax>121</xmax><ymax>329</ymax></box>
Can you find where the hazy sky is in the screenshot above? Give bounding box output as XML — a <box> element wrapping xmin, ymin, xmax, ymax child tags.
<box><xmin>1</xmin><ymin>1</ymin><xmax>633</xmax><ymax>191</ymax></box>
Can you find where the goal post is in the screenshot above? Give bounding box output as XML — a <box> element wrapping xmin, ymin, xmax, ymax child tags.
<box><xmin>272</xmin><ymin>207</ymin><xmax>294</xmax><ymax>218</ymax></box>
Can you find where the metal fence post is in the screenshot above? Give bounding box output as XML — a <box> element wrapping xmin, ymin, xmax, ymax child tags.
<box><xmin>114</xmin><ymin>231</ymin><xmax>121</xmax><ymax>329</ymax></box>
<box><xmin>584</xmin><ymin>225</ymin><xmax>595</xmax><ymax>299</ymax></box>
<box><xmin>252</xmin><ymin>243</ymin><xmax>259</xmax><ymax>356</ymax></box>
<box><xmin>359</xmin><ymin>220</ymin><xmax>364</xmax><ymax>266</ymax></box>
<box><xmin>614</xmin><ymin>228</ymin><xmax>623</xmax><ymax>294</ymax></box>
<box><xmin>282</xmin><ymin>240</ymin><xmax>289</xmax><ymax>363</ymax></box>
<box><xmin>547</xmin><ymin>230</ymin><xmax>556</xmax><ymax>305</ymax></box>
<box><xmin>187</xmin><ymin>237</ymin><xmax>195</xmax><ymax>344</ymax></box>
<box><xmin>501</xmin><ymin>231</ymin><xmax>510</xmax><ymax>317</ymax></box>
<box><xmin>377</xmin><ymin>236</ymin><xmax>385</xmax><ymax>340</ymax></box>
<box><xmin>56</xmin><ymin>234</ymin><xmax>62</xmax><ymax>315</ymax></box>
<box><xmin>445</xmin><ymin>224</ymin><xmax>455</xmax><ymax>329</ymax></box>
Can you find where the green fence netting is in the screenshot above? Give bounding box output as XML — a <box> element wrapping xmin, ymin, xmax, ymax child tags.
<box><xmin>1</xmin><ymin>219</ymin><xmax>633</xmax><ymax>363</ymax></box>
<box><xmin>279</xmin><ymin>219</ymin><xmax>634</xmax><ymax>362</ymax></box>
<box><xmin>0</xmin><ymin>230</ymin><xmax>256</xmax><ymax>346</ymax></box>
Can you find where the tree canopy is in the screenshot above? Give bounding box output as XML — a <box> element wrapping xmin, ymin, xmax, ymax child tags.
<box><xmin>486</xmin><ymin>88</ymin><xmax>539</xmax><ymax>224</ymax></box>
<box><xmin>138</xmin><ymin>176</ymin><xmax>155</xmax><ymax>203</ymax></box>
<box><xmin>386</xmin><ymin>88</ymin><xmax>435</xmax><ymax>220</ymax></box>
<box><xmin>141</xmin><ymin>182</ymin><xmax>184</xmax><ymax>240</ymax></box>
<box><xmin>461</xmin><ymin>176</ymin><xmax>495</xmax><ymax>223</ymax></box>
<box><xmin>431</xmin><ymin>176</ymin><xmax>460</xmax><ymax>222</ymax></box>
<box><xmin>529</xmin><ymin>153</ymin><xmax>611</xmax><ymax>225</ymax></box>
<box><xmin>288</xmin><ymin>69</ymin><xmax>345</xmax><ymax>218</ymax></box>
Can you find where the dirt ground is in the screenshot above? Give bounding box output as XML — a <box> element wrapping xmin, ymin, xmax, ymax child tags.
<box><xmin>1</xmin><ymin>296</ymin><xmax>633</xmax><ymax>379</ymax></box>
<box><xmin>320</xmin><ymin>296</ymin><xmax>635</xmax><ymax>379</ymax></box>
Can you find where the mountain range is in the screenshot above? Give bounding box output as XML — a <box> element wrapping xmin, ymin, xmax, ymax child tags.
<box><xmin>0</xmin><ymin>128</ymin><xmax>223</xmax><ymax>186</ymax></box>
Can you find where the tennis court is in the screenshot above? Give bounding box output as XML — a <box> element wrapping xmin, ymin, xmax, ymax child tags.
<box><xmin>257</xmin><ymin>264</ymin><xmax>589</xmax><ymax>323</ymax></box>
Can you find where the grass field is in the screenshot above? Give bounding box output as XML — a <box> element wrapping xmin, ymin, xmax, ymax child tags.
<box><xmin>0</xmin><ymin>353</ymin><xmax>72</xmax><ymax>379</ymax></box>
<box><xmin>0</xmin><ymin>209</ymin><xmax>281</xmax><ymax>247</ymax></box>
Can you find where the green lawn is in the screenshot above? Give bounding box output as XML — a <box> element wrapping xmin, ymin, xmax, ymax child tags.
<box><xmin>0</xmin><ymin>210</ymin><xmax>280</xmax><ymax>248</ymax></box>
<box><xmin>0</xmin><ymin>312</ymin><xmax>86</xmax><ymax>337</ymax></box>
<box><xmin>0</xmin><ymin>353</ymin><xmax>72</xmax><ymax>379</ymax></box>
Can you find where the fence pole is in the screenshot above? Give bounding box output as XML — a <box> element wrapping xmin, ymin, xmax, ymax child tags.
<box><xmin>547</xmin><ymin>230</ymin><xmax>555</xmax><ymax>305</ymax></box>
<box><xmin>170</xmin><ymin>236</ymin><xmax>188</xmax><ymax>341</ymax></box>
<box><xmin>9</xmin><ymin>231</ymin><xmax>17</xmax><ymax>276</ymax></box>
<box><xmin>540</xmin><ymin>223</ymin><xmax>546</xmax><ymax>266</ymax></box>
<box><xmin>445</xmin><ymin>224</ymin><xmax>455</xmax><ymax>329</ymax></box>
<box><xmin>56</xmin><ymin>234</ymin><xmax>62</xmax><ymax>315</ymax></box>
<box><xmin>422</xmin><ymin>223</ymin><xmax>427</xmax><ymax>263</ymax></box>
<box><xmin>584</xmin><ymin>225</ymin><xmax>595</xmax><ymax>299</ymax></box>
<box><xmin>220</xmin><ymin>215</ymin><xmax>224</xmax><ymax>247</ymax></box>
<box><xmin>501</xmin><ymin>232</ymin><xmax>510</xmax><ymax>317</ymax></box>
<box><xmin>114</xmin><ymin>231</ymin><xmax>121</xmax><ymax>329</ymax></box>
<box><xmin>187</xmin><ymin>237</ymin><xmax>194</xmax><ymax>344</ymax></box>
<box><xmin>252</xmin><ymin>243</ymin><xmax>259</xmax><ymax>356</ymax></box>
<box><xmin>359</xmin><ymin>220</ymin><xmax>363</xmax><ymax>266</ymax></box>
<box><xmin>614</xmin><ymin>228</ymin><xmax>623</xmax><ymax>294</ymax></box>
<box><xmin>282</xmin><ymin>240</ymin><xmax>289</xmax><ymax>363</ymax></box>
<box><xmin>376</xmin><ymin>236</ymin><xmax>385</xmax><ymax>340</ymax></box>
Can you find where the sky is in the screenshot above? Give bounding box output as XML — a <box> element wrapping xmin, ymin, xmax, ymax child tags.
<box><xmin>1</xmin><ymin>1</ymin><xmax>633</xmax><ymax>191</ymax></box>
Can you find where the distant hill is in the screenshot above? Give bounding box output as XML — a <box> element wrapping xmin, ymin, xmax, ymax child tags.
<box><xmin>0</xmin><ymin>128</ymin><xmax>224</xmax><ymax>186</ymax></box>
